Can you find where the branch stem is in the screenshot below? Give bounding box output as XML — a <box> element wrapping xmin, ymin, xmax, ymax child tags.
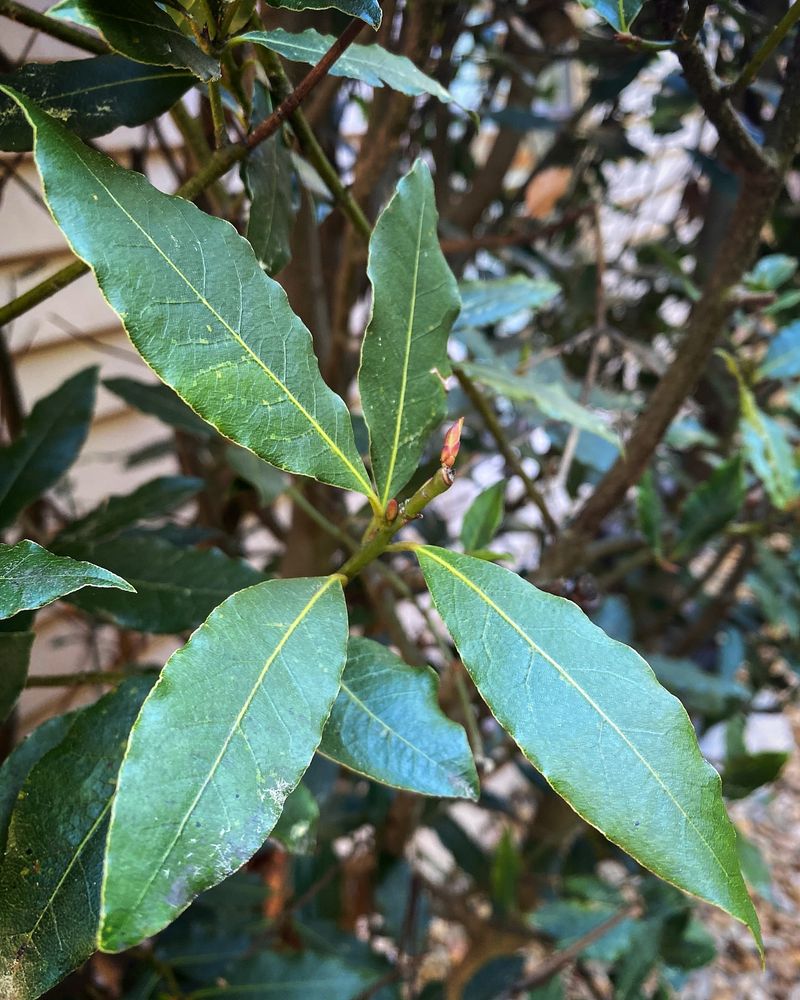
<box><xmin>454</xmin><ymin>365</ymin><xmax>558</xmax><ymax>536</ymax></box>
<box><xmin>0</xmin><ymin>0</ymin><xmax>108</xmax><ymax>54</ymax></box>
<box><xmin>728</xmin><ymin>0</ymin><xmax>800</xmax><ymax>97</ymax></box>
<box><xmin>0</xmin><ymin>16</ymin><xmax>368</xmax><ymax>326</ymax></box>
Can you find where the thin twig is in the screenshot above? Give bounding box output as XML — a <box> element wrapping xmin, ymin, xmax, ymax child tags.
<box><xmin>499</xmin><ymin>905</ymin><xmax>640</xmax><ymax>997</ymax></box>
<box><xmin>0</xmin><ymin>17</ymin><xmax>369</xmax><ymax>327</ymax></box>
<box><xmin>454</xmin><ymin>365</ymin><xmax>558</xmax><ymax>536</ymax></box>
<box><xmin>0</xmin><ymin>0</ymin><xmax>108</xmax><ymax>54</ymax></box>
<box><xmin>727</xmin><ymin>0</ymin><xmax>800</xmax><ymax>97</ymax></box>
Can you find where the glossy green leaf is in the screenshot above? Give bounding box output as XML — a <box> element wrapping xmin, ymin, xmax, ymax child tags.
<box><xmin>241</xmin><ymin>28</ymin><xmax>453</xmax><ymax>103</ymax></box>
<box><xmin>244</xmin><ymin>82</ymin><xmax>295</xmax><ymax>276</ymax></box>
<box><xmin>0</xmin><ymin>539</ymin><xmax>134</xmax><ymax>620</ymax></box>
<box><xmin>461</xmin><ymin>482</ymin><xmax>505</xmax><ymax>552</ymax></box>
<box><xmin>0</xmin><ymin>56</ymin><xmax>192</xmax><ymax>152</ymax></box>
<box><xmin>0</xmin><ymin>632</ymin><xmax>32</xmax><ymax>725</ymax></box>
<box><xmin>99</xmin><ymin>575</ymin><xmax>348</xmax><ymax>951</ymax></box>
<box><xmin>0</xmin><ymin>712</ymin><xmax>76</xmax><ymax>854</ymax></box>
<box><xmin>265</xmin><ymin>0</ymin><xmax>382</xmax><ymax>29</ymax></box>
<box><xmin>578</xmin><ymin>0</ymin><xmax>643</xmax><ymax>30</ymax></box>
<box><xmin>359</xmin><ymin>160</ymin><xmax>460</xmax><ymax>507</ymax></box>
<box><xmin>744</xmin><ymin>253</ymin><xmax>798</xmax><ymax>291</ymax></box>
<box><xmin>57</xmin><ymin>535</ymin><xmax>264</xmax><ymax>633</ymax></box>
<box><xmin>460</xmin><ymin>361</ymin><xmax>619</xmax><ymax>447</ymax></box>
<box><xmin>636</xmin><ymin>468</ymin><xmax>662</xmax><ymax>557</ymax></box>
<box><xmin>0</xmin><ymin>676</ymin><xmax>153</xmax><ymax>1000</ymax></box>
<box><xmin>414</xmin><ymin>546</ymin><xmax>761</xmax><ymax>948</ymax></box>
<box><xmin>319</xmin><ymin>637</ymin><xmax>478</xmax><ymax>799</ymax></box>
<box><xmin>722</xmin><ymin>750</ymin><xmax>789</xmax><ymax>800</ymax></box>
<box><xmin>454</xmin><ymin>276</ymin><xmax>560</xmax><ymax>331</ymax></box>
<box><xmin>759</xmin><ymin>319</ymin><xmax>800</xmax><ymax>379</ymax></box>
<box><xmin>180</xmin><ymin>949</ymin><xmax>385</xmax><ymax>998</ymax></box>
<box><xmin>10</xmin><ymin>92</ymin><xmax>374</xmax><ymax>501</ymax></box>
<box><xmin>0</xmin><ymin>367</ymin><xmax>97</xmax><ymax>531</ymax></box>
<box><xmin>48</xmin><ymin>0</ymin><xmax>220</xmax><ymax>80</ymax></box>
<box><xmin>675</xmin><ymin>455</ymin><xmax>744</xmax><ymax>558</ymax></box>
<box><xmin>56</xmin><ymin>476</ymin><xmax>203</xmax><ymax>546</ymax></box>
<box><xmin>104</xmin><ymin>377</ymin><xmax>215</xmax><ymax>437</ymax></box>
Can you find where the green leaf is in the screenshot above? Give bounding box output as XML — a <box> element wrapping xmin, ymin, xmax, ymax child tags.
<box><xmin>244</xmin><ymin>82</ymin><xmax>295</xmax><ymax>276</ymax></box>
<box><xmin>460</xmin><ymin>361</ymin><xmax>620</xmax><ymax>447</ymax></box>
<box><xmin>647</xmin><ymin>655</ymin><xmax>750</xmax><ymax>719</ymax></box>
<box><xmin>48</xmin><ymin>0</ymin><xmax>220</xmax><ymax>80</ymax></box>
<box><xmin>0</xmin><ymin>712</ymin><xmax>76</xmax><ymax>854</ymax></box>
<box><xmin>722</xmin><ymin>750</ymin><xmax>789</xmax><ymax>800</ymax></box>
<box><xmin>180</xmin><ymin>948</ymin><xmax>385</xmax><ymax>998</ymax></box>
<box><xmin>10</xmin><ymin>92</ymin><xmax>374</xmax><ymax>501</ymax></box>
<box><xmin>759</xmin><ymin>319</ymin><xmax>800</xmax><ymax>379</ymax></box>
<box><xmin>414</xmin><ymin>546</ymin><xmax>761</xmax><ymax>949</ymax></box>
<box><xmin>104</xmin><ymin>377</ymin><xmax>215</xmax><ymax>437</ymax></box>
<box><xmin>0</xmin><ymin>632</ymin><xmax>33</xmax><ymax>725</ymax></box>
<box><xmin>739</xmin><ymin>388</ymin><xmax>800</xmax><ymax>509</ymax></box>
<box><xmin>675</xmin><ymin>455</ymin><xmax>745</xmax><ymax>558</ymax></box>
<box><xmin>264</xmin><ymin>0</ymin><xmax>382</xmax><ymax>29</ymax></box>
<box><xmin>0</xmin><ymin>676</ymin><xmax>154</xmax><ymax>1000</ymax></box>
<box><xmin>636</xmin><ymin>468</ymin><xmax>663</xmax><ymax>558</ymax></box>
<box><xmin>99</xmin><ymin>575</ymin><xmax>348</xmax><ymax>951</ymax></box>
<box><xmin>744</xmin><ymin>253</ymin><xmax>798</xmax><ymax>291</ymax></box>
<box><xmin>272</xmin><ymin>782</ymin><xmax>319</xmax><ymax>854</ymax></box>
<box><xmin>359</xmin><ymin>160</ymin><xmax>460</xmax><ymax>507</ymax></box>
<box><xmin>319</xmin><ymin>637</ymin><xmax>478</xmax><ymax>799</ymax></box>
<box><xmin>461</xmin><ymin>482</ymin><xmax>505</xmax><ymax>552</ymax></box>
<box><xmin>578</xmin><ymin>0</ymin><xmax>644</xmax><ymax>31</ymax></box>
<box><xmin>226</xmin><ymin>445</ymin><xmax>287</xmax><ymax>505</ymax></box>
<box><xmin>0</xmin><ymin>367</ymin><xmax>97</xmax><ymax>531</ymax></box>
<box><xmin>735</xmin><ymin>830</ymin><xmax>774</xmax><ymax>902</ymax></box>
<box><xmin>0</xmin><ymin>539</ymin><xmax>134</xmax><ymax>620</ymax></box>
<box><xmin>454</xmin><ymin>276</ymin><xmax>560</xmax><ymax>331</ymax></box>
<box><xmin>57</xmin><ymin>535</ymin><xmax>264</xmax><ymax>633</ymax></box>
<box><xmin>0</xmin><ymin>56</ymin><xmax>192</xmax><ymax>152</ymax></box>
<box><xmin>56</xmin><ymin>476</ymin><xmax>204</xmax><ymax>546</ymax></box>
<box><xmin>240</xmin><ymin>28</ymin><xmax>452</xmax><ymax>103</ymax></box>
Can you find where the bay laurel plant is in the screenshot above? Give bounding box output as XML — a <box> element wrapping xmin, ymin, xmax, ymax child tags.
<box><xmin>0</xmin><ymin>0</ymin><xmax>798</xmax><ymax>997</ymax></box>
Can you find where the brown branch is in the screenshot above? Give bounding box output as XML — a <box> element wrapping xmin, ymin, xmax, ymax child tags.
<box><xmin>499</xmin><ymin>905</ymin><xmax>641</xmax><ymax>998</ymax></box>
<box><xmin>245</xmin><ymin>17</ymin><xmax>364</xmax><ymax>150</ymax></box>
<box><xmin>542</xmin><ymin>35</ymin><xmax>800</xmax><ymax>578</ymax></box>
<box><xmin>674</xmin><ymin>37</ymin><xmax>775</xmax><ymax>177</ymax></box>
<box><xmin>0</xmin><ymin>0</ymin><xmax>108</xmax><ymax>54</ymax></box>
<box><xmin>0</xmin><ymin>17</ymin><xmax>369</xmax><ymax>329</ymax></box>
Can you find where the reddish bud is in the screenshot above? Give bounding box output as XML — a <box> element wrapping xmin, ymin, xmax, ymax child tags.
<box><xmin>385</xmin><ymin>498</ymin><xmax>399</xmax><ymax>522</ymax></box>
<box><xmin>440</xmin><ymin>417</ymin><xmax>464</xmax><ymax>469</ymax></box>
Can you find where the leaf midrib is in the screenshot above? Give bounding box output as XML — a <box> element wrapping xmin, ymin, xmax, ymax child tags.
<box><xmin>63</xmin><ymin>146</ymin><xmax>374</xmax><ymax>499</ymax></box>
<box><xmin>379</xmin><ymin>199</ymin><xmax>426</xmax><ymax>508</ymax></box>
<box><xmin>418</xmin><ymin>547</ymin><xmax>731</xmax><ymax>882</ymax></box>
<box><xmin>10</xmin><ymin>69</ymin><xmax>192</xmax><ymax>109</ymax></box>
<box><xmin>336</xmin><ymin>678</ymin><xmax>457</xmax><ymax>785</ymax></box>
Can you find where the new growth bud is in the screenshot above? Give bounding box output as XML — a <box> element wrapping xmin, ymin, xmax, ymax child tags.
<box><xmin>440</xmin><ymin>417</ymin><xmax>464</xmax><ymax>469</ymax></box>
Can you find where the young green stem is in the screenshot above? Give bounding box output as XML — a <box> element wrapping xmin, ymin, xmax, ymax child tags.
<box><xmin>727</xmin><ymin>0</ymin><xmax>800</xmax><ymax>97</ymax></box>
<box><xmin>208</xmin><ymin>79</ymin><xmax>227</xmax><ymax>148</ymax></box>
<box><xmin>338</xmin><ymin>467</ymin><xmax>455</xmax><ymax>581</ymax></box>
